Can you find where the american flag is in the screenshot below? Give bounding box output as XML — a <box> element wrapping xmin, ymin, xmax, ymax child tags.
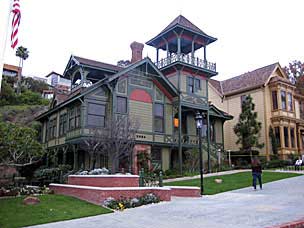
<box><xmin>11</xmin><ymin>0</ymin><xmax>21</xmax><ymax>49</ymax></box>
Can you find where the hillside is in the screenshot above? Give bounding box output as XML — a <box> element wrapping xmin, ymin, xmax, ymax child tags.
<box><xmin>0</xmin><ymin>105</ymin><xmax>48</xmax><ymax>127</ymax></box>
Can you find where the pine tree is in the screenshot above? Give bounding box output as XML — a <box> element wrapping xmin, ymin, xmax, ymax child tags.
<box><xmin>233</xmin><ymin>95</ymin><xmax>264</xmax><ymax>155</ymax></box>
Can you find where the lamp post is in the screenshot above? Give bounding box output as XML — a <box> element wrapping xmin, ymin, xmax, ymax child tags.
<box><xmin>195</xmin><ymin>111</ymin><xmax>204</xmax><ymax>195</ymax></box>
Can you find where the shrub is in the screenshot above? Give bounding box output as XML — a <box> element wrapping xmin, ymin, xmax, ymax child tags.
<box><xmin>102</xmin><ymin>193</ymin><xmax>160</xmax><ymax>210</ymax></box>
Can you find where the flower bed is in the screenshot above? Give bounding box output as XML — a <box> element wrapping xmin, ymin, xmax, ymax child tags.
<box><xmin>103</xmin><ymin>193</ymin><xmax>160</xmax><ymax>210</ymax></box>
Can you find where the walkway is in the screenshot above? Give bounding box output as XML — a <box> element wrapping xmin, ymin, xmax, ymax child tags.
<box><xmin>29</xmin><ymin>174</ymin><xmax>304</xmax><ymax>228</ymax></box>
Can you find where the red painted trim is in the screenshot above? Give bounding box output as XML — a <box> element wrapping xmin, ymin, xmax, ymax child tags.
<box><xmin>181</xmin><ymin>68</ymin><xmax>207</xmax><ymax>79</ymax></box>
<box><xmin>130</xmin><ymin>89</ymin><xmax>152</xmax><ymax>103</ymax></box>
<box><xmin>152</xmin><ymin>79</ymin><xmax>173</xmax><ymax>101</ymax></box>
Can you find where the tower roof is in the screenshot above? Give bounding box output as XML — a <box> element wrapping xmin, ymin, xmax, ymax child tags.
<box><xmin>160</xmin><ymin>15</ymin><xmax>210</xmax><ymax>37</ymax></box>
<box><xmin>146</xmin><ymin>15</ymin><xmax>217</xmax><ymax>50</ymax></box>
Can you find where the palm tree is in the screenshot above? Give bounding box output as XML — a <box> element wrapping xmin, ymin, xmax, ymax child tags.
<box><xmin>16</xmin><ymin>46</ymin><xmax>29</xmax><ymax>94</ymax></box>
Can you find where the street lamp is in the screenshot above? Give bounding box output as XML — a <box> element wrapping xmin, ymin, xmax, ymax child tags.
<box><xmin>195</xmin><ymin>111</ymin><xmax>204</xmax><ymax>195</ymax></box>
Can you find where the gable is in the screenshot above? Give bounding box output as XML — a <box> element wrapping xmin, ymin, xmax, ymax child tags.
<box><xmin>109</xmin><ymin>58</ymin><xmax>178</xmax><ymax>100</ymax></box>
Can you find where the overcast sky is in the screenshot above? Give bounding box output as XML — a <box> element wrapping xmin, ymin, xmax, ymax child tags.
<box><xmin>1</xmin><ymin>0</ymin><xmax>303</xmax><ymax>81</ymax></box>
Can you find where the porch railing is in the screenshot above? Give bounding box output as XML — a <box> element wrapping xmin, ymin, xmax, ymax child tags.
<box><xmin>155</xmin><ymin>53</ymin><xmax>216</xmax><ymax>72</ymax></box>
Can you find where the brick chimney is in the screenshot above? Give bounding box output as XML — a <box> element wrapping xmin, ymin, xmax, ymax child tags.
<box><xmin>130</xmin><ymin>41</ymin><xmax>144</xmax><ymax>63</ymax></box>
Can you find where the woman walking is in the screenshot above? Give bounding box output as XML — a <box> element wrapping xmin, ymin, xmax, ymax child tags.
<box><xmin>251</xmin><ymin>157</ymin><xmax>262</xmax><ymax>190</ymax></box>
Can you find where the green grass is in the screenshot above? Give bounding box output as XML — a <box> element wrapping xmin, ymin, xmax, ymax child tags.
<box><xmin>0</xmin><ymin>194</ymin><xmax>112</xmax><ymax>228</ymax></box>
<box><xmin>165</xmin><ymin>171</ymin><xmax>302</xmax><ymax>195</ymax></box>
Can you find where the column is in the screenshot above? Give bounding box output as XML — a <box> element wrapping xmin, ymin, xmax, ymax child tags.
<box><xmin>73</xmin><ymin>145</ymin><xmax>79</xmax><ymax>170</ymax></box>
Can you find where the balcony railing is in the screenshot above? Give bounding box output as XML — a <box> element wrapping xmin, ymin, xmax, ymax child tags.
<box><xmin>155</xmin><ymin>53</ymin><xmax>216</xmax><ymax>72</ymax></box>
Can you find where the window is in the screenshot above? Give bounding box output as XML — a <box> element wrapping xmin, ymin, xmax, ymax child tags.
<box><xmin>59</xmin><ymin>113</ymin><xmax>67</xmax><ymax>136</ymax></box>
<box><xmin>195</xmin><ymin>78</ymin><xmax>201</xmax><ymax>91</ymax></box>
<box><xmin>188</xmin><ymin>77</ymin><xmax>201</xmax><ymax>93</ymax></box>
<box><xmin>117</xmin><ymin>79</ymin><xmax>127</xmax><ymax>94</ymax></box>
<box><xmin>300</xmin><ymin>101</ymin><xmax>304</xmax><ymax>119</ymax></box>
<box><xmin>69</xmin><ymin>108</ymin><xmax>75</xmax><ymax>130</ymax></box>
<box><xmin>290</xmin><ymin>128</ymin><xmax>295</xmax><ymax>148</ymax></box>
<box><xmin>188</xmin><ymin>77</ymin><xmax>194</xmax><ymax>93</ymax></box>
<box><xmin>154</xmin><ymin>103</ymin><xmax>164</xmax><ymax>133</ymax></box>
<box><xmin>75</xmin><ymin>106</ymin><xmax>81</xmax><ymax>128</ymax></box>
<box><xmin>48</xmin><ymin>118</ymin><xmax>57</xmax><ymax>140</ymax></box>
<box><xmin>287</xmin><ymin>92</ymin><xmax>293</xmax><ymax>111</ymax></box>
<box><xmin>274</xmin><ymin>127</ymin><xmax>281</xmax><ymax>147</ymax></box>
<box><xmin>116</xmin><ymin>96</ymin><xmax>127</xmax><ymax>114</ymax></box>
<box><xmin>281</xmin><ymin>91</ymin><xmax>286</xmax><ymax>110</ymax></box>
<box><xmin>87</xmin><ymin>103</ymin><xmax>106</xmax><ymax>127</ymax></box>
<box><xmin>272</xmin><ymin>91</ymin><xmax>278</xmax><ymax>110</ymax></box>
<box><xmin>69</xmin><ymin>106</ymin><xmax>81</xmax><ymax>130</ymax></box>
<box><xmin>284</xmin><ymin>126</ymin><xmax>289</xmax><ymax>148</ymax></box>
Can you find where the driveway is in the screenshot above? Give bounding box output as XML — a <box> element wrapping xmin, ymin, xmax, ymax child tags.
<box><xmin>28</xmin><ymin>175</ymin><xmax>304</xmax><ymax>228</ymax></box>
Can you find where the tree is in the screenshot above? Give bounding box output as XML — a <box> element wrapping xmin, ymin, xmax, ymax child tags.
<box><xmin>15</xmin><ymin>46</ymin><xmax>29</xmax><ymax>94</ymax></box>
<box><xmin>81</xmin><ymin>115</ymin><xmax>139</xmax><ymax>173</ymax></box>
<box><xmin>233</xmin><ymin>95</ymin><xmax>264</xmax><ymax>156</ymax></box>
<box><xmin>283</xmin><ymin>60</ymin><xmax>304</xmax><ymax>84</ymax></box>
<box><xmin>0</xmin><ymin>122</ymin><xmax>44</xmax><ymax>167</ymax></box>
<box><xmin>103</xmin><ymin>115</ymin><xmax>139</xmax><ymax>173</ymax></box>
<box><xmin>82</xmin><ymin>128</ymin><xmax>105</xmax><ymax>170</ymax></box>
<box><xmin>22</xmin><ymin>77</ymin><xmax>49</xmax><ymax>94</ymax></box>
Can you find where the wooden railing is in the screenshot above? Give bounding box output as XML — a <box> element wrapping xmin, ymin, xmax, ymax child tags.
<box><xmin>155</xmin><ymin>53</ymin><xmax>216</xmax><ymax>72</ymax></box>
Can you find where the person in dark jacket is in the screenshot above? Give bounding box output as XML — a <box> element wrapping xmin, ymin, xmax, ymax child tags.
<box><xmin>251</xmin><ymin>156</ymin><xmax>262</xmax><ymax>190</ymax></box>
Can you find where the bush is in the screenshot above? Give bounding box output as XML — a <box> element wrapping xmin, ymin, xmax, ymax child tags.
<box><xmin>102</xmin><ymin>193</ymin><xmax>160</xmax><ymax>210</ymax></box>
<box><xmin>265</xmin><ymin>159</ymin><xmax>291</xmax><ymax>168</ymax></box>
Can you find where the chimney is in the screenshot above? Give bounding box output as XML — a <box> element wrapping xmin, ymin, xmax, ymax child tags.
<box><xmin>130</xmin><ymin>41</ymin><xmax>144</xmax><ymax>63</ymax></box>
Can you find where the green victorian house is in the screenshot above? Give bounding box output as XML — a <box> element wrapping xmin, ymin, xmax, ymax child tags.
<box><xmin>36</xmin><ymin>15</ymin><xmax>232</xmax><ymax>174</ymax></box>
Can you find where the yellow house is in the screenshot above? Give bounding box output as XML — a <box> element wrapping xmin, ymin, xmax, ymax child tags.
<box><xmin>209</xmin><ymin>63</ymin><xmax>304</xmax><ymax>159</ymax></box>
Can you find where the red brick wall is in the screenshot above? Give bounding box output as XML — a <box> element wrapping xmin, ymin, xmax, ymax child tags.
<box><xmin>169</xmin><ymin>186</ymin><xmax>201</xmax><ymax>197</ymax></box>
<box><xmin>267</xmin><ymin>218</ymin><xmax>304</xmax><ymax>228</ymax></box>
<box><xmin>50</xmin><ymin>184</ymin><xmax>171</xmax><ymax>205</ymax></box>
<box><xmin>68</xmin><ymin>175</ymin><xmax>139</xmax><ymax>187</ymax></box>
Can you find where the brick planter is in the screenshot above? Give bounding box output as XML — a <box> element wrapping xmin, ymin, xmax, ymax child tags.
<box><xmin>68</xmin><ymin>175</ymin><xmax>139</xmax><ymax>187</ymax></box>
<box><xmin>50</xmin><ymin>184</ymin><xmax>171</xmax><ymax>205</ymax></box>
<box><xmin>169</xmin><ymin>186</ymin><xmax>201</xmax><ymax>197</ymax></box>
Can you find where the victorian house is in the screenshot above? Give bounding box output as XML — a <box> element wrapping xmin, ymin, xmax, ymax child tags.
<box><xmin>209</xmin><ymin>63</ymin><xmax>304</xmax><ymax>160</ymax></box>
<box><xmin>36</xmin><ymin>15</ymin><xmax>232</xmax><ymax>173</ymax></box>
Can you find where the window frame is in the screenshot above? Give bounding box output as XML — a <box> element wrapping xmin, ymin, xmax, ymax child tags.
<box><xmin>274</xmin><ymin>126</ymin><xmax>281</xmax><ymax>148</ymax></box>
<box><xmin>272</xmin><ymin>90</ymin><xmax>278</xmax><ymax>110</ymax></box>
<box><xmin>287</xmin><ymin>92</ymin><xmax>293</xmax><ymax>112</ymax></box>
<box><xmin>281</xmin><ymin>90</ymin><xmax>287</xmax><ymax>110</ymax></box>
<box><xmin>154</xmin><ymin>103</ymin><xmax>164</xmax><ymax>133</ymax></box>
<box><xmin>87</xmin><ymin>102</ymin><xmax>106</xmax><ymax>128</ymax></box>
<box><xmin>116</xmin><ymin>96</ymin><xmax>128</xmax><ymax>114</ymax></box>
<box><xmin>290</xmin><ymin>127</ymin><xmax>295</xmax><ymax>148</ymax></box>
<box><xmin>284</xmin><ymin>126</ymin><xmax>289</xmax><ymax>148</ymax></box>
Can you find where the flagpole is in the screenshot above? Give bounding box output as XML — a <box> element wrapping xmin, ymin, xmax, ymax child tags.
<box><xmin>0</xmin><ymin>0</ymin><xmax>13</xmax><ymax>93</ymax></box>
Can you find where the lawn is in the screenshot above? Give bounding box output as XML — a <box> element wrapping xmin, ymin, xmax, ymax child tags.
<box><xmin>164</xmin><ymin>171</ymin><xmax>302</xmax><ymax>195</ymax></box>
<box><xmin>0</xmin><ymin>194</ymin><xmax>112</xmax><ymax>228</ymax></box>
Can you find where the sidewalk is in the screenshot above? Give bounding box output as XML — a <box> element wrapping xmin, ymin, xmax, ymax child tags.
<box><xmin>164</xmin><ymin>169</ymin><xmax>304</xmax><ymax>183</ymax></box>
<box><xmin>163</xmin><ymin>169</ymin><xmax>250</xmax><ymax>183</ymax></box>
<box><xmin>29</xmin><ymin>174</ymin><xmax>304</xmax><ymax>228</ymax></box>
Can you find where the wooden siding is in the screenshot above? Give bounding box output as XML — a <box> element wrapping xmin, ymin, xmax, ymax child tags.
<box><xmin>165</xmin><ymin>104</ymin><xmax>173</xmax><ymax>135</ymax></box>
<box><xmin>129</xmin><ymin>100</ymin><xmax>153</xmax><ymax>132</ymax></box>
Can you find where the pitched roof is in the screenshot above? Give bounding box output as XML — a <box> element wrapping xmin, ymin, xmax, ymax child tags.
<box><xmin>45</xmin><ymin>71</ymin><xmax>62</xmax><ymax>78</ymax></box>
<box><xmin>211</xmin><ymin>63</ymin><xmax>279</xmax><ymax>96</ymax></box>
<box><xmin>209</xmin><ymin>79</ymin><xmax>222</xmax><ymax>94</ymax></box>
<box><xmin>161</xmin><ymin>15</ymin><xmax>209</xmax><ymax>37</ymax></box>
<box><xmin>73</xmin><ymin>56</ymin><xmax>122</xmax><ymax>72</ymax></box>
